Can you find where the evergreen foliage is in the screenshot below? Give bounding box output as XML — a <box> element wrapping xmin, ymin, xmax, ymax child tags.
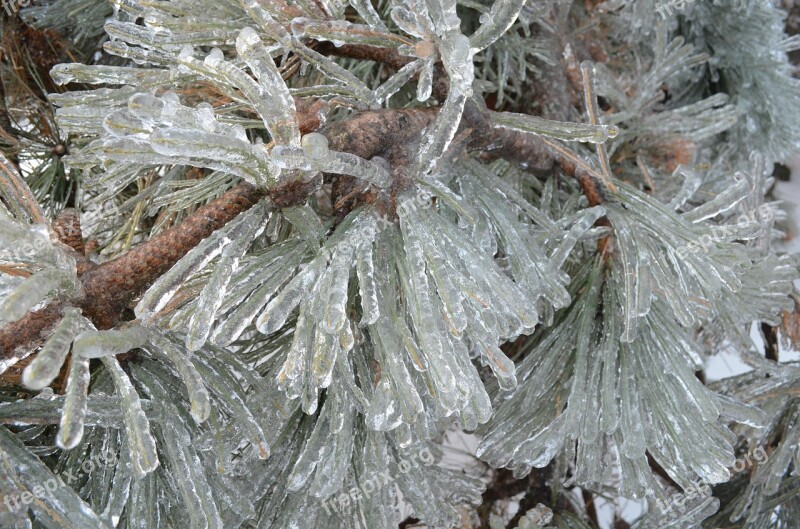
<box><xmin>1</xmin><ymin>0</ymin><xmax>800</xmax><ymax>528</ymax></box>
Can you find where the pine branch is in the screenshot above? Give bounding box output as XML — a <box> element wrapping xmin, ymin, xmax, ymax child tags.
<box><xmin>319</xmin><ymin>42</ymin><xmax>611</xmax><ymax>202</ymax></box>
<box><xmin>0</xmin><ymin>183</ymin><xmax>264</xmax><ymax>361</ymax></box>
<box><xmin>77</xmin><ymin>183</ymin><xmax>264</xmax><ymax>329</ymax></box>
<box><xmin>317</xmin><ymin>41</ymin><xmax>450</xmax><ymax>101</ymax></box>
<box><xmin>0</xmin><ymin>94</ymin><xmax>615</xmax><ymax>360</ymax></box>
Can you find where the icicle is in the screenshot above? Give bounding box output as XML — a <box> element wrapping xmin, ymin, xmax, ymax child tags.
<box><xmin>618</xmin><ymin>351</ymin><xmax>646</xmax><ymax>459</ymax></box>
<box><xmin>469</xmin><ymin>0</ymin><xmax>526</xmax><ymax>52</ymax></box>
<box><xmin>73</xmin><ymin>325</ymin><xmax>149</xmax><ymax>359</ymax></box>
<box><xmin>301</xmin><ymin>132</ymin><xmax>393</xmax><ymax>188</ymax></box>
<box><xmin>147</xmin><ymin>333</ymin><xmax>211</xmax><ymax>424</ymax></box>
<box><xmin>356</xmin><ymin>239</ymin><xmax>379</xmax><ymax>325</ymax></box>
<box><xmin>256</xmin><ymin>258</ymin><xmax>324</xmax><ymax>334</ymax></box>
<box><xmin>416</xmin><ymin>57</ymin><xmax>434</xmax><ymax>102</ymax></box>
<box><xmin>490</xmin><ymin>110</ymin><xmax>619</xmax><ymax>144</ymax></box>
<box><xmin>22</xmin><ymin>307</ymin><xmax>89</xmax><ymax>390</ymax></box>
<box><xmin>136</xmin><ymin>204</ymin><xmax>264</xmax><ymax>323</ymax></box>
<box><xmin>391</xmin><ymin>5</ymin><xmax>432</xmax><ymax>39</ymax></box>
<box><xmin>375</xmin><ymin>59</ymin><xmax>425</xmax><ymax>104</ymax></box>
<box><xmin>103</xmin><ymin>109</ymin><xmax>150</xmax><ymax>138</ymax></box>
<box><xmin>0</xmin><ymin>268</ymin><xmax>78</xmax><ymax>324</ymax></box>
<box><xmin>322</xmin><ymin>247</ymin><xmax>354</xmax><ymax>334</ymax></box>
<box><xmin>186</xmin><ymin>200</ymin><xmax>270</xmax><ymax>351</ymax></box>
<box><xmin>242</xmin><ymin>0</ymin><xmax>374</xmax><ymax>103</ymax></box>
<box><xmin>667</xmin><ymin>165</ymin><xmax>703</xmax><ymax>210</ymax></box>
<box><xmin>683</xmin><ymin>173</ymin><xmax>749</xmax><ymax>223</ymax></box>
<box><xmin>548</xmin><ymin>206</ymin><xmax>605</xmax><ymax>271</ymax></box>
<box><xmin>190</xmin><ymin>352</ymin><xmax>270</xmax><ymax>459</ymax></box>
<box><xmin>609</xmin><ymin>211</ymin><xmax>645</xmax><ymax>343</ymax></box>
<box><xmin>600</xmin><ymin>287</ymin><xmax>620</xmax><ymax>434</ymax></box>
<box><xmin>236</xmin><ymin>27</ymin><xmax>300</xmax><ymax>147</ymax></box>
<box><xmin>291</xmin><ymin>18</ymin><xmax>408</xmax><ymax>48</ymax></box>
<box><xmin>415</xmin><ymin>88</ymin><xmax>468</xmax><ymax>177</ymax></box>
<box><xmin>714</xmin><ymin>393</ymin><xmax>767</xmax><ymax>427</ymax></box>
<box><xmin>409</xmin><ymin>222</ymin><xmax>467</xmax><ymax>335</ymax></box>
<box><xmin>340</xmin><ymin>320</ymin><xmax>355</xmax><ymax>351</ymax></box>
<box><xmin>286</xmin><ymin>399</ymin><xmax>334</xmax><ymax>490</ymax></box>
<box><xmin>277</xmin><ymin>300</ymin><xmax>313</xmax><ymax>389</ymax></box>
<box><xmin>150</xmin><ymin>128</ymin><xmax>278</xmax><ymax>188</ymax></box>
<box><xmin>50</xmin><ymin>63</ymin><xmax>171</xmax><ymax>86</ymax></box>
<box><xmin>349</xmin><ymin>0</ymin><xmax>388</xmax><ymax>30</ymax></box>
<box><xmin>100</xmin><ymin>437</ymin><xmax>131</xmax><ymax>528</ymax></box>
<box><xmin>282</xmin><ymin>203</ymin><xmax>326</xmax><ymax>250</ymax></box>
<box><xmin>210</xmin><ymin>251</ymin><xmax>303</xmax><ymax>346</ymax></box>
<box><xmin>580</xmin><ymin>61</ymin><xmax>615</xmax><ymax>187</ymax></box>
<box><xmin>0</xmin><ymin>428</ymin><xmax>110</xmax><ymax>529</ymax></box>
<box><xmin>101</xmin><ymin>356</ymin><xmax>159</xmax><ymax>478</ymax></box>
<box><xmin>476</xmin><ymin>339</ymin><xmax>516</xmax><ymax>391</ymax></box>
<box><xmin>159</xmin><ymin>412</ymin><xmax>224</xmax><ymax>529</ymax></box>
<box><xmin>56</xmin><ymin>353</ymin><xmax>91</xmax><ymax>449</ymax></box>
<box><xmin>414</xmin><ymin>177</ymin><xmax>476</xmax><ymax>223</ymax></box>
<box><xmin>312</xmin><ymin>324</ymin><xmax>340</xmax><ymax>390</ymax></box>
<box><xmin>397</xmin><ymin>219</ymin><xmax>461</xmax><ymax>397</ymax></box>
<box><xmin>104</xmin><ymin>20</ymin><xmax>235</xmax><ymax>48</ymax></box>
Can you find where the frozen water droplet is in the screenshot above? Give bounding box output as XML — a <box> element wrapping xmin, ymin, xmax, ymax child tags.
<box><xmin>301</xmin><ymin>133</ymin><xmax>330</xmax><ymax>160</ymax></box>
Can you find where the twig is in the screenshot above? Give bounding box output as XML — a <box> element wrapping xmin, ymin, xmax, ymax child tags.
<box><xmin>316</xmin><ymin>42</ymin><xmax>450</xmax><ymax>102</ymax></box>
<box><xmin>0</xmin><ymin>96</ymin><xmax>614</xmax><ymax>359</ymax></box>
<box><xmin>0</xmin><ymin>153</ymin><xmax>46</xmax><ymax>224</ymax></box>
<box><xmin>318</xmin><ymin>42</ymin><xmax>611</xmax><ymax>204</ymax></box>
<box><xmin>0</xmin><ymin>184</ymin><xmax>264</xmax><ymax>362</ymax></box>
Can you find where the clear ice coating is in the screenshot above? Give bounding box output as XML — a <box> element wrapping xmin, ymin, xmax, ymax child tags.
<box><xmin>490</xmin><ymin>110</ymin><xmax>620</xmax><ymax>144</ymax></box>
<box><xmin>146</xmin><ymin>332</ymin><xmax>211</xmax><ymax>423</ymax></box>
<box><xmin>22</xmin><ymin>307</ymin><xmax>89</xmax><ymax>390</ymax></box>
<box><xmin>0</xmin><ymin>268</ymin><xmax>79</xmax><ymax>325</ymax></box>
<box><xmin>0</xmin><ymin>427</ymin><xmax>111</xmax><ymax>528</ymax></box>
<box><xmin>185</xmin><ymin>200</ymin><xmax>271</xmax><ymax>351</ymax></box>
<box><xmin>233</xmin><ymin>28</ymin><xmax>300</xmax><ymax>147</ymax></box>
<box><xmin>135</xmin><ymin>200</ymin><xmax>272</xmax><ymax>323</ymax></box>
<box><xmin>73</xmin><ymin>325</ymin><xmax>149</xmax><ymax>359</ymax></box>
<box><xmin>56</xmin><ymin>352</ymin><xmax>92</xmax><ymax>450</ymax></box>
<box><xmin>468</xmin><ymin>0</ymin><xmax>526</xmax><ymax>52</ymax></box>
<box><xmin>4</xmin><ymin>0</ymin><xmax>798</xmax><ymax>527</ymax></box>
<box><xmin>59</xmin><ymin>90</ymin><xmax>281</xmax><ymax>188</ymax></box>
<box><xmin>101</xmin><ymin>356</ymin><xmax>160</xmax><ymax>478</ymax></box>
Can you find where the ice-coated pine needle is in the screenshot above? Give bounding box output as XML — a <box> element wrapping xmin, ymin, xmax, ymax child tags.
<box><xmin>101</xmin><ymin>356</ymin><xmax>160</xmax><ymax>478</ymax></box>
<box><xmin>22</xmin><ymin>307</ymin><xmax>89</xmax><ymax>390</ymax></box>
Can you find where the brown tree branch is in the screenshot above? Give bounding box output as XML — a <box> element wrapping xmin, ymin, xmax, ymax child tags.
<box><xmin>0</xmin><ymin>76</ymin><xmax>612</xmax><ymax>364</ymax></box>
<box><xmin>76</xmin><ymin>183</ymin><xmax>264</xmax><ymax>330</ymax></box>
<box><xmin>53</xmin><ymin>209</ymin><xmax>85</xmax><ymax>255</ymax></box>
<box><xmin>0</xmin><ymin>183</ymin><xmax>264</xmax><ymax>363</ymax></box>
<box><xmin>318</xmin><ymin>42</ymin><xmax>609</xmax><ymax>201</ymax></box>
<box><xmin>0</xmin><ymin>107</ymin><xmax>443</xmax><ymax>360</ymax></box>
<box><xmin>316</xmin><ymin>42</ymin><xmax>450</xmax><ymax>102</ymax></box>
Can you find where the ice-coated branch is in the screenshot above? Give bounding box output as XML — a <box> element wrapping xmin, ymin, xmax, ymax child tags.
<box><xmin>1</xmin><ymin>99</ymin><xmax>612</xmax><ymax>363</ymax></box>
<box><xmin>0</xmin><ymin>183</ymin><xmax>264</xmax><ymax>364</ymax></box>
<box><xmin>77</xmin><ymin>183</ymin><xmax>264</xmax><ymax>330</ymax></box>
<box><xmin>0</xmin><ymin>153</ymin><xmax>47</xmax><ymax>225</ymax></box>
<box><xmin>315</xmin><ymin>41</ymin><xmax>615</xmax><ymax>198</ymax></box>
<box><xmin>468</xmin><ymin>0</ymin><xmax>527</xmax><ymax>52</ymax></box>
